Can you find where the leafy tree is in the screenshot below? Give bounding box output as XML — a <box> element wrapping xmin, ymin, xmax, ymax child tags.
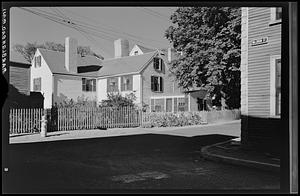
<box><xmin>99</xmin><ymin>92</ymin><xmax>137</xmax><ymax>108</ymax></box>
<box><xmin>165</xmin><ymin>7</ymin><xmax>241</xmax><ymax>109</ymax></box>
<box><xmin>13</xmin><ymin>41</ymin><xmax>104</xmax><ymax>63</ymax></box>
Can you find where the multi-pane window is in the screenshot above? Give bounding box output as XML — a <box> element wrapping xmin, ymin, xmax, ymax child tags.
<box><xmin>270</xmin><ymin>56</ymin><xmax>281</xmax><ymax>117</ymax></box>
<box><xmin>153</xmin><ymin>57</ymin><xmax>163</xmax><ymax>71</ymax></box>
<box><xmin>82</xmin><ymin>78</ymin><xmax>96</xmax><ymax>92</ymax></box>
<box><xmin>275</xmin><ymin>7</ymin><xmax>282</xmax><ymax>20</ymax></box>
<box><xmin>151</xmin><ymin>98</ymin><xmax>165</xmax><ymax>112</ymax></box>
<box><xmin>33</xmin><ymin>77</ymin><xmax>41</xmax><ymax>91</ymax></box>
<box><xmin>151</xmin><ymin>76</ymin><xmax>163</xmax><ymax>92</ymax></box>
<box><xmin>107</xmin><ymin>77</ymin><xmax>119</xmax><ymax>92</ymax></box>
<box><xmin>178</xmin><ymin>97</ymin><xmax>188</xmax><ymax>112</ymax></box>
<box><xmin>150</xmin><ymin>97</ymin><xmax>189</xmax><ymax>112</ymax></box>
<box><xmin>34</xmin><ymin>56</ymin><xmax>41</xmax><ymax>68</ymax></box>
<box><xmin>270</xmin><ymin>7</ymin><xmax>282</xmax><ymax>24</ymax></box>
<box><xmin>121</xmin><ymin>75</ymin><xmax>133</xmax><ymax>91</ymax></box>
<box><xmin>275</xmin><ymin>59</ymin><xmax>281</xmax><ymax>116</ymax></box>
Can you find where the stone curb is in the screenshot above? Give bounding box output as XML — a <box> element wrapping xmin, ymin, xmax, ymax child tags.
<box><xmin>201</xmin><ymin>140</ymin><xmax>280</xmax><ymax>173</ymax></box>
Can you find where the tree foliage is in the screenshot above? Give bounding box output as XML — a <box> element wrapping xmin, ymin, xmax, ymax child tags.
<box><xmin>165</xmin><ymin>7</ymin><xmax>241</xmax><ymax>109</ymax></box>
<box><xmin>13</xmin><ymin>41</ymin><xmax>104</xmax><ymax>63</ymax></box>
<box><xmin>99</xmin><ymin>92</ymin><xmax>137</xmax><ymax>108</ymax></box>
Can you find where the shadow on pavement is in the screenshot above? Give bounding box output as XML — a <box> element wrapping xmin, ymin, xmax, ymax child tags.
<box><xmin>5</xmin><ymin>133</ymin><xmax>236</xmax><ymax>193</ymax></box>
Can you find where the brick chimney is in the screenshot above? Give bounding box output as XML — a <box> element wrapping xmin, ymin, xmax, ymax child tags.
<box><xmin>65</xmin><ymin>37</ymin><xmax>78</xmax><ymax>72</ymax></box>
<box><xmin>114</xmin><ymin>38</ymin><xmax>129</xmax><ymax>58</ymax></box>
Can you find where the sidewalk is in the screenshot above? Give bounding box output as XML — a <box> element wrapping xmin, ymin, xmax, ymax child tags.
<box><xmin>201</xmin><ymin>139</ymin><xmax>280</xmax><ymax>173</ymax></box>
<box><xmin>9</xmin><ymin>120</ymin><xmax>241</xmax><ymax>144</ymax></box>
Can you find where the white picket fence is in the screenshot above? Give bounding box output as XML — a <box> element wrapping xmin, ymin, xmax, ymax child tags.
<box><xmin>9</xmin><ymin>107</ymin><xmax>241</xmax><ymax>134</ymax></box>
<box><xmin>9</xmin><ymin>108</ymin><xmax>44</xmax><ymax>135</ymax></box>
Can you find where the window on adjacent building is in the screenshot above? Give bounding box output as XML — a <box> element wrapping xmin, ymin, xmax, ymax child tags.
<box><xmin>275</xmin><ymin>7</ymin><xmax>282</xmax><ymax>20</ymax></box>
<box><xmin>121</xmin><ymin>75</ymin><xmax>133</xmax><ymax>91</ymax></box>
<box><xmin>270</xmin><ymin>56</ymin><xmax>281</xmax><ymax>117</ymax></box>
<box><xmin>153</xmin><ymin>57</ymin><xmax>163</xmax><ymax>71</ymax></box>
<box><xmin>270</xmin><ymin>7</ymin><xmax>282</xmax><ymax>25</ymax></box>
<box><xmin>275</xmin><ymin>58</ymin><xmax>281</xmax><ymax>116</ymax></box>
<box><xmin>82</xmin><ymin>78</ymin><xmax>96</xmax><ymax>92</ymax></box>
<box><xmin>107</xmin><ymin>77</ymin><xmax>119</xmax><ymax>92</ymax></box>
<box><xmin>151</xmin><ymin>76</ymin><xmax>163</xmax><ymax>92</ymax></box>
<box><xmin>33</xmin><ymin>77</ymin><xmax>41</xmax><ymax>91</ymax></box>
<box><xmin>34</xmin><ymin>56</ymin><xmax>41</xmax><ymax>68</ymax></box>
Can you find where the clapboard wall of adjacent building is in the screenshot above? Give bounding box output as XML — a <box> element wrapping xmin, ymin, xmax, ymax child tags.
<box><xmin>241</xmin><ymin>7</ymin><xmax>282</xmax><ymax>155</ymax></box>
<box><xmin>9</xmin><ymin>62</ymin><xmax>31</xmax><ymax>95</ymax></box>
<box><xmin>247</xmin><ymin>7</ymin><xmax>281</xmax><ymax>117</ymax></box>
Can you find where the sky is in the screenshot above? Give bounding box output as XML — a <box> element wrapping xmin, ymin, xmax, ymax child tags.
<box><xmin>10</xmin><ymin>6</ymin><xmax>178</xmax><ymax>59</ymax></box>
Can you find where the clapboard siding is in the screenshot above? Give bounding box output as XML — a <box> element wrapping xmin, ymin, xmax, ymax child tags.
<box><xmin>247</xmin><ymin>7</ymin><xmax>281</xmax><ymax>116</ymax></box>
<box><xmin>9</xmin><ymin>63</ymin><xmax>30</xmax><ymax>95</ymax></box>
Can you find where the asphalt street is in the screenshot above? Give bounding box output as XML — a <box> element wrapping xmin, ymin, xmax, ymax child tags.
<box><xmin>4</xmin><ymin>121</ymin><xmax>280</xmax><ymax>193</ymax></box>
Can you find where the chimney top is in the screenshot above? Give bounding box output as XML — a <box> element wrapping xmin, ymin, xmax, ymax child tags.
<box><xmin>114</xmin><ymin>38</ymin><xmax>129</xmax><ymax>58</ymax></box>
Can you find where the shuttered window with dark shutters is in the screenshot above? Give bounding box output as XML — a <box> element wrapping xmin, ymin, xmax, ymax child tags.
<box><xmin>151</xmin><ymin>76</ymin><xmax>163</xmax><ymax>92</ymax></box>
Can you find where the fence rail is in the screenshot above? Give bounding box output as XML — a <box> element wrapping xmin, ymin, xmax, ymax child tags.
<box><xmin>9</xmin><ymin>107</ymin><xmax>241</xmax><ymax>134</ymax></box>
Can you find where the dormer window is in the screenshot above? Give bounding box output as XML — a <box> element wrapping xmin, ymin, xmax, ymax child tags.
<box><xmin>153</xmin><ymin>57</ymin><xmax>163</xmax><ymax>71</ymax></box>
<box><xmin>134</xmin><ymin>51</ymin><xmax>139</xmax><ymax>55</ymax></box>
<box><xmin>34</xmin><ymin>56</ymin><xmax>41</xmax><ymax>68</ymax></box>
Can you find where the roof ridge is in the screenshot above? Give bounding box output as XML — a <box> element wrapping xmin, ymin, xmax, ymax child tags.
<box><xmin>38</xmin><ymin>48</ymin><xmax>99</xmax><ymax>59</ymax></box>
<box><xmin>103</xmin><ymin>50</ymin><xmax>157</xmax><ymax>62</ymax></box>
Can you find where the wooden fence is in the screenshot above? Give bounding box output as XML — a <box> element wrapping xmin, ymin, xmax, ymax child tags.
<box><xmin>9</xmin><ymin>108</ymin><xmax>44</xmax><ymax>135</ymax></box>
<box><xmin>9</xmin><ymin>107</ymin><xmax>241</xmax><ymax>134</ymax></box>
<box><xmin>47</xmin><ymin>106</ymin><xmax>143</xmax><ymax>131</ymax></box>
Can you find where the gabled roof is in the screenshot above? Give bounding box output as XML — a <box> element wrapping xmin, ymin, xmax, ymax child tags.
<box><xmin>38</xmin><ymin>48</ymin><xmax>102</xmax><ymax>74</ymax></box>
<box><xmin>10</xmin><ymin>51</ymin><xmax>30</xmax><ymax>65</ymax></box>
<box><xmin>135</xmin><ymin>44</ymin><xmax>155</xmax><ymax>53</ymax></box>
<box><xmin>97</xmin><ymin>51</ymin><xmax>157</xmax><ymax>77</ymax></box>
<box><xmin>37</xmin><ymin>48</ymin><xmax>159</xmax><ymax>77</ymax></box>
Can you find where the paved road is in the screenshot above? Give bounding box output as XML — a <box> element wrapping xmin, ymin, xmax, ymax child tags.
<box><xmin>4</xmin><ymin>121</ymin><xmax>280</xmax><ymax>193</ymax></box>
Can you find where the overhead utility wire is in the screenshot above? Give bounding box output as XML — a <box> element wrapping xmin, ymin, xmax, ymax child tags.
<box><xmin>21</xmin><ymin>7</ymin><xmax>115</xmax><ymax>41</ymax></box>
<box><xmin>19</xmin><ymin>7</ymin><xmax>112</xmax><ymax>55</ymax></box>
<box><xmin>19</xmin><ymin>7</ymin><xmax>115</xmax><ymax>41</ymax></box>
<box><xmin>61</xmin><ymin>7</ymin><xmax>166</xmax><ymax>48</ymax></box>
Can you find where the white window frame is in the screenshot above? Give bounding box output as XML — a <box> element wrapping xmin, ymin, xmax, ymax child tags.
<box><xmin>269</xmin><ymin>7</ymin><xmax>282</xmax><ymax>26</ymax></box>
<box><xmin>270</xmin><ymin>55</ymin><xmax>281</xmax><ymax>117</ymax></box>
<box><xmin>150</xmin><ymin>95</ymin><xmax>186</xmax><ymax>112</ymax></box>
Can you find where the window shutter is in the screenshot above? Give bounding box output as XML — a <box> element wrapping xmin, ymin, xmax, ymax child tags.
<box><xmin>153</xmin><ymin>58</ymin><xmax>158</xmax><ymax>70</ymax></box>
<box><xmin>151</xmin><ymin>76</ymin><xmax>154</xmax><ymax>91</ymax></box>
<box><xmin>159</xmin><ymin>77</ymin><xmax>163</xmax><ymax>92</ymax></box>
<box><xmin>160</xmin><ymin>59</ymin><xmax>163</xmax><ymax>71</ymax></box>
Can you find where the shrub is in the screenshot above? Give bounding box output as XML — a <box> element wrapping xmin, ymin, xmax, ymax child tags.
<box><xmin>142</xmin><ymin>112</ymin><xmax>205</xmax><ymax>128</ymax></box>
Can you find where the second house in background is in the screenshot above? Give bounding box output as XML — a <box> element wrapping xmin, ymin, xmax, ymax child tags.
<box><xmin>31</xmin><ymin>37</ymin><xmax>209</xmax><ymax>112</ymax></box>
